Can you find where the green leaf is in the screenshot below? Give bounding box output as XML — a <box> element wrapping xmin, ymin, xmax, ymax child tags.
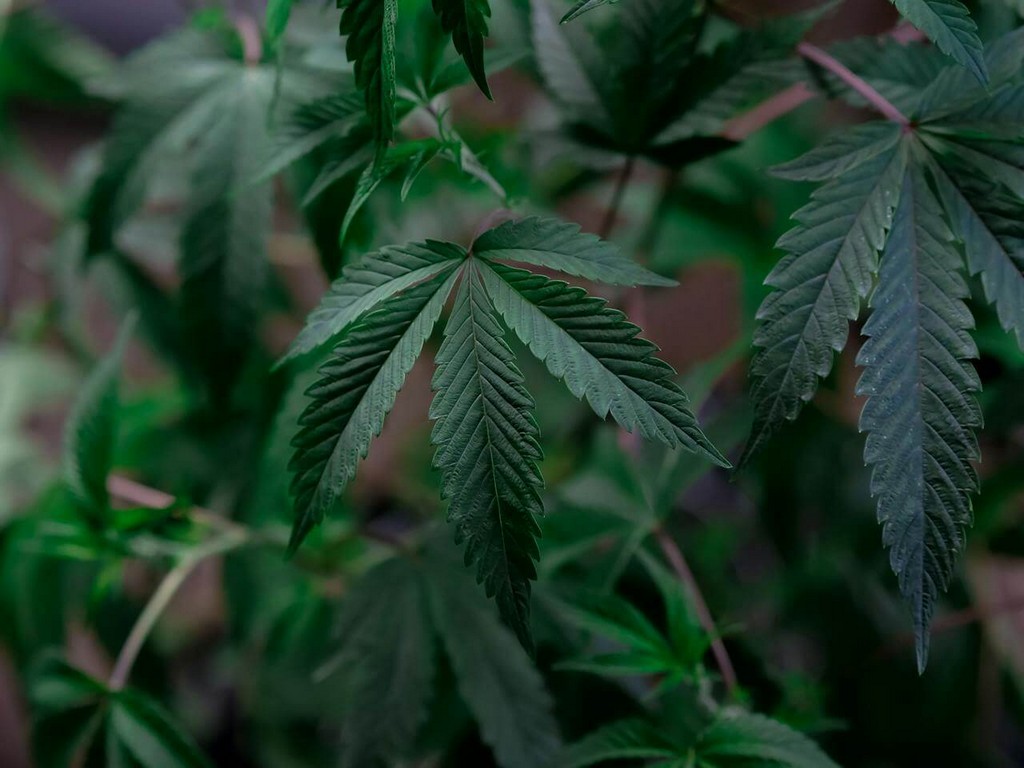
<box><xmin>431</xmin><ymin>0</ymin><xmax>493</xmax><ymax>98</ymax></box>
<box><xmin>266</xmin><ymin>0</ymin><xmax>292</xmax><ymax>42</ymax></box>
<box><xmin>478</xmin><ymin>261</ymin><xmax>727</xmax><ymax>464</ymax></box>
<box><xmin>29</xmin><ymin>658</ymin><xmax>108</xmax><ymax>768</ymax></box>
<box><xmin>560</xmin><ymin>0</ymin><xmax>618</xmax><ymax>23</ymax></box>
<box><xmin>63</xmin><ymin>314</ymin><xmax>136</xmax><ymax>516</ymax></box>
<box><xmin>339</xmin><ymin>0</ymin><xmax>398</xmax><ymax>156</ymax></box>
<box><xmin>472</xmin><ymin>216</ymin><xmax>674</xmax><ymax>286</ymax></box>
<box><xmin>697</xmin><ymin>711</ymin><xmax>839</xmax><ymax>768</ymax></box>
<box><xmin>889</xmin><ymin>0</ymin><xmax>987</xmax><ymax>84</ymax></box>
<box><xmin>856</xmin><ymin>162</ymin><xmax>980</xmax><ymax>672</ymax></box>
<box><xmin>109</xmin><ymin>688</ymin><xmax>213</xmax><ymax>768</ymax></box>
<box><xmin>279</xmin><ymin>240</ymin><xmax>467</xmax><ymax>366</ymax></box>
<box><xmin>84</xmin><ymin>30</ymin><xmax>236</xmax><ymax>257</ymax></box>
<box><xmin>426</xmin><ymin>554</ymin><xmax>561</xmax><ymax>768</ymax></box>
<box><xmin>557</xmin><ymin>719</ymin><xmax>680</xmax><ymax>768</ymax></box>
<box><xmin>328</xmin><ymin>558</ymin><xmax>437</xmax><ymax>767</ymax></box>
<box><xmin>178</xmin><ymin>69</ymin><xmax>274</xmax><ymax>403</ymax></box>
<box><xmin>928</xmin><ymin>143</ymin><xmax>1024</xmax><ymax>350</ymax></box>
<box><xmin>340</xmin><ymin>138</ymin><xmax>449</xmax><ymax>243</ymax></box>
<box><xmin>288</xmin><ymin>268</ymin><xmax>459</xmax><ymax>549</ymax></box>
<box><xmin>429</xmin><ymin>261</ymin><xmax>544</xmax><ymax>651</ymax></box>
<box><xmin>742</xmin><ymin>125</ymin><xmax>906</xmax><ymax>465</ymax></box>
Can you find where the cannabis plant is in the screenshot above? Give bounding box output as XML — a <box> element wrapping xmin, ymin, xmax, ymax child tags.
<box><xmin>3</xmin><ymin>0</ymin><xmax>1024</xmax><ymax>766</ymax></box>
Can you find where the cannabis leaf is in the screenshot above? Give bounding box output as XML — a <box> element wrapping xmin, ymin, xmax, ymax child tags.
<box><xmin>743</xmin><ymin>123</ymin><xmax>906</xmax><ymax>463</ymax></box>
<box><xmin>317</xmin><ymin>544</ymin><xmax>560</xmax><ymax>768</ymax></box>
<box><xmin>285</xmin><ymin>216</ymin><xmax>723</xmax><ymax>645</ymax></box>
<box><xmin>479</xmin><ymin>262</ymin><xmax>727</xmax><ymax>461</ymax></box>
<box><xmin>265</xmin><ymin>0</ymin><xmax>293</xmax><ymax>43</ymax></box>
<box><xmin>560</xmin><ymin>0</ymin><xmax>618</xmax><ymax>23</ymax></box>
<box><xmin>746</xmin><ymin>31</ymin><xmax>1024</xmax><ymax>666</ymax></box>
<box><xmin>430</xmin><ymin>261</ymin><xmax>544</xmax><ymax>649</ymax></box>
<box><xmin>63</xmin><ymin>314</ymin><xmax>135</xmax><ymax>517</ymax></box>
<box><xmin>856</xmin><ymin>162</ymin><xmax>980</xmax><ymax>672</ymax></box>
<box><xmin>328</xmin><ymin>557</ymin><xmax>437</xmax><ymax>767</ymax></box>
<box><xmin>431</xmin><ymin>0</ymin><xmax>493</xmax><ymax>98</ymax></box>
<box><xmin>289</xmin><ymin>267</ymin><xmax>459</xmax><ymax>549</ymax></box>
<box><xmin>339</xmin><ymin>0</ymin><xmax>398</xmax><ymax>156</ymax></box>
<box><xmin>558</xmin><ymin>709</ymin><xmax>838</xmax><ymax>768</ymax></box>
<box><xmin>889</xmin><ymin>0</ymin><xmax>987</xmax><ymax>84</ymax></box>
<box><xmin>179</xmin><ymin>69</ymin><xmax>274</xmax><ymax>403</ymax></box>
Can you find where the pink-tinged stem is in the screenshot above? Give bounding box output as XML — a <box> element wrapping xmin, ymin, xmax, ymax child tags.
<box><xmin>721</xmin><ymin>82</ymin><xmax>816</xmax><ymax>141</ymax></box>
<box><xmin>797</xmin><ymin>42</ymin><xmax>910</xmax><ymax>126</ymax></box>
<box><xmin>656</xmin><ymin>528</ymin><xmax>739</xmax><ymax>696</ymax></box>
<box><xmin>234</xmin><ymin>15</ymin><xmax>262</xmax><ymax>66</ymax></box>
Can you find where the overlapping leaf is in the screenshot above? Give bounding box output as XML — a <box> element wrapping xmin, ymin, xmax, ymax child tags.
<box><xmin>289</xmin><ymin>268</ymin><xmax>458</xmax><ymax>549</ymax></box>
<box><xmin>743</xmin><ymin>123</ymin><xmax>906</xmax><ymax>463</ymax></box>
<box><xmin>856</xmin><ymin>163</ymin><xmax>980</xmax><ymax>670</ymax></box>
<box><xmin>889</xmin><ymin>0</ymin><xmax>987</xmax><ymax>84</ymax></box>
<box><xmin>339</xmin><ymin>0</ymin><xmax>398</xmax><ymax>156</ymax></box>
<box><xmin>431</xmin><ymin>0</ymin><xmax>493</xmax><ymax>98</ymax></box>
<box><xmin>479</xmin><ymin>262</ymin><xmax>726</xmax><ymax>463</ymax></box>
<box><xmin>430</xmin><ymin>262</ymin><xmax>544</xmax><ymax>649</ymax></box>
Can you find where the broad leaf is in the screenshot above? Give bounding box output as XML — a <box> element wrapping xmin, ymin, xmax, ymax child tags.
<box><xmin>432</xmin><ymin>0</ymin><xmax>492</xmax><ymax>98</ymax></box>
<box><xmin>279</xmin><ymin>240</ymin><xmax>466</xmax><ymax>366</ymax></box>
<box><xmin>289</xmin><ymin>268</ymin><xmax>458</xmax><ymax>548</ymax></box>
<box><xmin>478</xmin><ymin>261</ymin><xmax>727</xmax><ymax>463</ymax></box>
<box><xmin>889</xmin><ymin>0</ymin><xmax>987</xmax><ymax>84</ymax></box>
<box><xmin>426</xmin><ymin>553</ymin><xmax>561</xmax><ymax>768</ymax></box>
<box><xmin>63</xmin><ymin>314</ymin><xmax>135</xmax><ymax>516</ymax></box>
<box><xmin>266</xmin><ymin>0</ymin><xmax>293</xmax><ymax>42</ymax></box>
<box><xmin>743</xmin><ymin>125</ymin><xmax>906</xmax><ymax>464</ymax></box>
<box><xmin>430</xmin><ymin>261</ymin><xmax>544</xmax><ymax>650</ymax></box>
<box><xmin>697</xmin><ymin>711</ymin><xmax>839</xmax><ymax>768</ymax></box>
<box><xmin>339</xmin><ymin>0</ymin><xmax>398</xmax><ymax>156</ymax></box>
<box><xmin>472</xmin><ymin>216</ymin><xmax>674</xmax><ymax>286</ymax></box>
<box><xmin>856</xmin><ymin>162</ymin><xmax>980</xmax><ymax>671</ymax></box>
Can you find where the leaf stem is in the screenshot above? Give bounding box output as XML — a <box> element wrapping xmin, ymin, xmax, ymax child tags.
<box><xmin>600</xmin><ymin>156</ymin><xmax>636</xmax><ymax>240</ymax></box>
<box><xmin>234</xmin><ymin>14</ymin><xmax>262</xmax><ymax>66</ymax></box>
<box><xmin>655</xmin><ymin>527</ymin><xmax>738</xmax><ymax>696</ymax></box>
<box><xmin>796</xmin><ymin>42</ymin><xmax>910</xmax><ymax>126</ymax></box>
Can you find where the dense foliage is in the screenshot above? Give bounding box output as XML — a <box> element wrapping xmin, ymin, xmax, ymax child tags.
<box><xmin>3</xmin><ymin>0</ymin><xmax>1024</xmax><ymax>766</ymax></box>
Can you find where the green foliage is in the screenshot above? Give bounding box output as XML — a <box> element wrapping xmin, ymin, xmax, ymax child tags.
<box><xmin>63</xmin><ymin>315</ymin><xmax>135</xmax><ymax>517</ymax></box>
<box><xmin>339</xmin><ymin>0</ymin><xmax>398</xmax><ymax>157</ymax></box>
<box><xmin>287</xmin><ymin>217</ymin><xmax>720</xmax><ymax>644</ymax></box>
<box><xmin>889</xmin><ymin>0</ymin><xmax>987</xmax><ymax>83</ymax></box>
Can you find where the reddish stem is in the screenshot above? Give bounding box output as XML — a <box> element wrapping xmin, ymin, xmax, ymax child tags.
<box><xmin>797</xmin><ymin>42</ymin><xmax>910</xmax><ymax>126</ymax></box>
<box><xmin>234</xmin><ymin>14</ymin><xmax>262</xmax><ymax>66</ymax></box>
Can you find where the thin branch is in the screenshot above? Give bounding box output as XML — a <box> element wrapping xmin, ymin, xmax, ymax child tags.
<box><xmin>234</xmin><ymin>14</ymin><xmax>262</xmax><ymax>66</ymax></box>
<box><xmin>796</xmin><ymin>42</ymin><xmax>910</xmax><ymax>126</ymax></box>
<box><xmin>599</xmin><ymin>156</ymin><xmax>636</xmax><ymax>240</ymax></box>
<box><xmin>720</xmin><ymin>83</ymin><xmax>816</xmax><ymax>142</ymax></box>
<box><xmin>655</xmin><ymin>527</ymin><xmax>739</xmax><ymax>696</ymax></box>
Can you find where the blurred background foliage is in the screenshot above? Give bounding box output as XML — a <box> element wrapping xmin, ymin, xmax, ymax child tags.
<box><xmin>0</xmin><ymin>0</ymin><xmax>1023</xmax><ymax>766</ymax></box>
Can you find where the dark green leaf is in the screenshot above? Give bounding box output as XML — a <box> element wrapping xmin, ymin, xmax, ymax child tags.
<box><xmin>889</xmin><ymin>0</ymin><xmax>987</xmax><ymax>84</ymax></box>
<box><xmin>339</xmin><ymin>0</ymin><xmax>399</xmax><ymax>156</ymax></box>
<box><xmin>431</xmin><ymin>0</ymin><xmax>493</xmax><ymax>98</ymax></box>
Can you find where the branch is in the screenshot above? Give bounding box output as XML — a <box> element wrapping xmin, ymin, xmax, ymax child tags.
<box><xmin>720</xmin><ymin>83</ymin><xmax>816</xmax><ymax>142</ymax></box>
<box><xmin>655</xmin><ymin>527</ymin><xmax>739</xmax><ymax>696</ymax></box>
<box><xmin>599</xmin><ymin>156</ymin><xmax>636</xmax><ymax>240</ymax></box>
<box><xmin>233</xmin><ymin>14</ymin><xmax>262</xmax><ymax>66</ymax></box>
<box><xmin>796</xmin><ymin>42</ymin><xmax>910</xmax><ymax>126</ymax></box>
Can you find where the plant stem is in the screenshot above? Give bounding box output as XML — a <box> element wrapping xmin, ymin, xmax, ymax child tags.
<box><xmin>796</xmin><ymin>42</ymin><xmax>910</xmax><ymax>126</ymax></box>
<box><xmin>600</xmin><ymin>156</ymin><xmax>636</xmax><ymax>240</ymax></box>
<box><xmin>655</xmin><ymin>527</ymin><xmax>738</xmax><ymax>696</ymax></box>
<box><xmin>234</xmin><ymin>14</ymin><xmax>262</xmax><ymax>66</ymax></box>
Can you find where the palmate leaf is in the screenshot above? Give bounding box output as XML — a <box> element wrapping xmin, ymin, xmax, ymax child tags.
<box><xmin>889</xmin><ymin>0</ymin><xmax>987</xmax><ymax>85</ymax></box>
<box><xmin>279</xmin><ymin>240</ymin><xmax>466</xmax><ymax>366</ymax></box>
<box><xmin>556</xmin><ymin>719</ymin><xmax>679</xmax><ymax>768</ymax></box>
<box><xmin>338</xmin><ymin>0</ymin><xmax>398</xmax><ymax>156</ymax></box>
<box><xmin>742</xmin><ymin>123</ymin><xmax>906</xmax><ymax>464</ymax></box>
<box><xmin>928</xmin><ymin>147</ymin><xmax>1024</xmax><ymax>350</ymax></box>
<box><xmin>697</xmin><ymin>711</ymin><xmax>840</xmax><ymax>768</ymax></box>
<box><xmin>289</xmin><ymin>267</ymin><xmax>459</xmax><ymax>549</ymax></box>
<box><xmin>855</xmin><ymin>162</ymin><xmax>981</xmax><ymax>671</ymax></box>
<box><xmin>328</xmin><ymin>558</ymin><xmax>437</xmax><ymax>767</ymax></box>
<box><xmin>479</xmin><ymin>262</ymin><xmax>727</xmax><ymax>463</ymax></box>
<box><xmin>425</xmin><ymin>551</ymin><xmax>561</xmax><ymax>768</ymax></box>
<box><xmin>472</xmin><ymin>216</ymin><xmax>674</xmax><ymax>286</ymax></box>
<box><xmin>179</xmin><ymin>69</ymin><xmax>275</xmax><ymax>404</ymax></box>
<box><xmin>63</xmin><ymin>314</ymin><xmax>135</xmax><ymax>516</ymax></box>
<box><xmin>560</xmin><ymin>0</ymin><xmax>618</xmax><ymax>23</ymax></box>
<box><xmin>431</xmin><ymin>0</ymin><xmax>493</xmax><ymax>98</ymax></box>
<box><xmin>107</xmin><ymin>689</ymin><xmax>213</xmax><ymax>768</ymax></box>
<box><xmin>429</xmin><ymin>261</ymin><xmax>544</xmax><ymax>650</ymax></box>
